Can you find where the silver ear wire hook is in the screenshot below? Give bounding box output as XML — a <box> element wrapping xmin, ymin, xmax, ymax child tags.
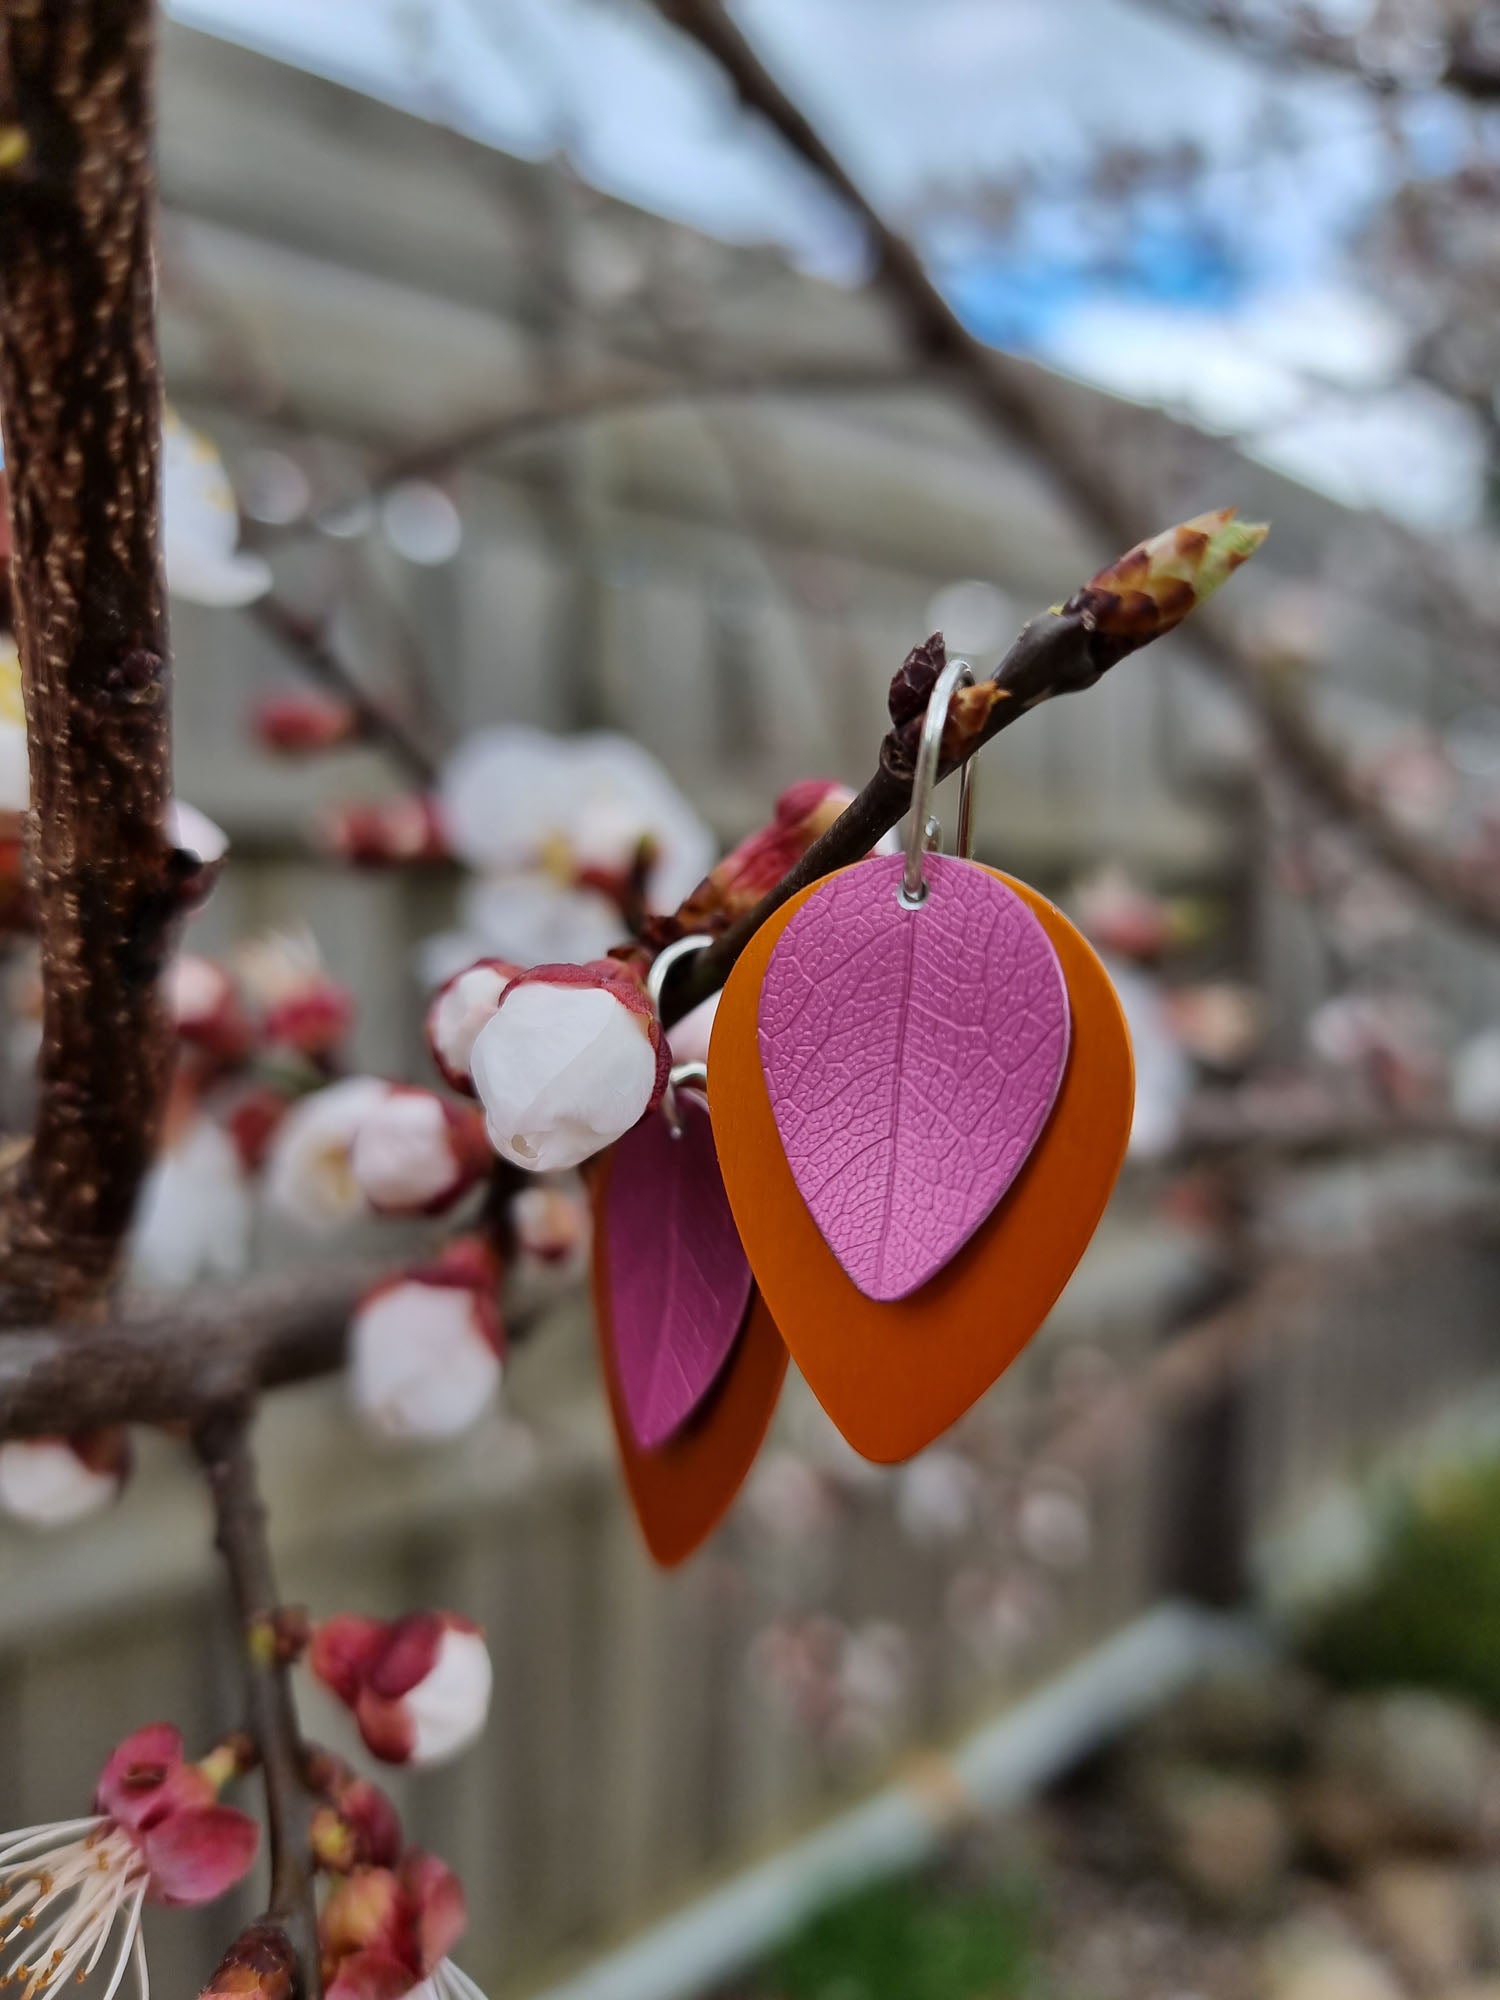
<box><xmin>647</xmin><ymin>934</ymin><xmax>714</xmax><ymax>1138</ymax></box>
<box><xmin>899</xmin><ymin>654</ymin><xmax>982</xmax><ymax>907</ymax></box>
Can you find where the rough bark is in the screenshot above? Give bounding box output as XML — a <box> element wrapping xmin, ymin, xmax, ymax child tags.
<box><xmin>0</xmin><ymin>0</ymin><xmax>178</xmax><ymax>1321</ymax></box>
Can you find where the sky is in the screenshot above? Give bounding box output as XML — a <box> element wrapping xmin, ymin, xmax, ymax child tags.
<box><xmin>166</xmin><ymin>0</ymin><xmax>1485</xmax><ymax>526</ymax></box>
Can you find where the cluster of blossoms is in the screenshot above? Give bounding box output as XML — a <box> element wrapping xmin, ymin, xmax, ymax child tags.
<box><xmin>223</xmin><ymin>685</ymin><xmax>877</xmax><ymax>1449</ymax></box>
<box><xmin>0</xmin><ymin>1609</ymin><xmax>495</xmax><ymax>2000</ymax></box>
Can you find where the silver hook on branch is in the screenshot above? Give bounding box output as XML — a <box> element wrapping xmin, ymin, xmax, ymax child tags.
<box><xmin>899</xmin><ymin>655</ymin><xmax>983</xmax><ymax>907</ymax></box>
<box><xmin>647</xmin><ymin>935</ymin><xmax>714</xmax><ymax>1138</ymax></box>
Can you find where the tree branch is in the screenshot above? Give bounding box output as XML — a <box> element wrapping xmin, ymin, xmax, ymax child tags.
<box><xmin>644</xmin><ymin>0</ymin><xmax>1500</xmax><ymax>952</ymax></box>
<box><xmin>1129</xmin><ymin>0</ymin><xmax>1500</xmax><ymax>102</ymax></box>
<box><xmin>196</xmin><ymin>1406</ymin><xmax>323</xmax><ymax>2000</ymax></box>
<box><xmin>0</xmin><ymin>0</ymin><xmax>183</xmax><ymax>1321</ymax></box>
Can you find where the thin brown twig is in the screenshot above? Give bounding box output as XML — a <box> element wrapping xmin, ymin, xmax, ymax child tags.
<box><xmin>251</xmin><ymin>594</ymin><xmax>441</xmax><ymax>788</ymax></box>
<box><xmin>196</xmin><ymin>1406</ymin><xmax>324</xmax><ymax>1999</ymax></box>
<box><xmin>643</xmin><ymin>0</ymin><xmax>1500</xmax><ymax>952</ymax></box>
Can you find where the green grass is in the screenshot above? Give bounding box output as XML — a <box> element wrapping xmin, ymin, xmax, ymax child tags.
<box><xmin>762</xmin><ymin>1876</ymin><xmax>1034</xmax><ymax>2000</ymax></box>
<box><xmin>1302</xmin><ymin>1453</ymin><xmax>1500</xmax><ymax>1713</ymax></box>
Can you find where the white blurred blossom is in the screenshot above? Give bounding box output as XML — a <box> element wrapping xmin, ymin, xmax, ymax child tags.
<box><xmin>1105</xmin><ymin>956</ymin><xmax>1192</xmax><ymax>1159</ymax></box>
<box><xmin>130</xmin><ymin>1113</ymin><xmax>252</xmax><ymax>1290</ymax></box>
<box><xmin>0</xmin><ymin>640</ymin><xmax>27</xmax><ymax>813</ymax></box>
<box><xmin>162</xmin><ymin>409</ymin><xmax>272</xmax><ymax>607</ymax></box>
<box><xmin>439</xmin><ymin>727</ymin><xmax>714</xmax><ymax>913</ymax></box>
<box><xmin>350</xmin><ymin>1276</ymin><xmax>503</xmax><ymax>1442</ymax></box>
<box><xmin>0</xmin><ymin>1438</ymin><xmax>123</xmax><ymax>1529</ymax></box>
<box><xmin>263</xmin><ymin>1076</ymin><xmax>390</xmax><ymax>1232</ymax></box>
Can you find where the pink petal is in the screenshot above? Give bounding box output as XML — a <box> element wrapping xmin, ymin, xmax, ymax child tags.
<box><xmin>365</xmin><ymin>1613</ymin><xmax>444</xmax><ymax>1700</ymax></box>
<box><xmin>402</xmin><ymin>1851</ymin><xmax>467</xmax><ymax>1969</ymax></box>
<box><xmin>354</xmin><ymin>1690</ymin><xmax>416</xmax><ymax>1766</ymax></box>
<box><xmin>95</xmin><ymin>1722</ymin><xmax>185</xmax><ymax>1828</ymax></box>
<box><xmin>143</xmin><ymin>1804</ymin><xmax>260</xmax><ymax>1906</ymax></box>
<box><xmin>310</xmin><ymin>1614</ymin><xmax>389</xmax><ymax>1706</ymax></box>
<box><xmin>326</xmin><ymin>1950</ymin><xmax>419</xmax><ymax>2000</ymax></box>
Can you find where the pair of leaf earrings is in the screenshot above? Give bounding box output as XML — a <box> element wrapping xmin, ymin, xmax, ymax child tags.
<box><xmin>592</xmin><ymin>658</ymin><xmax>1136</xmax><ymax>1566</ymax></box>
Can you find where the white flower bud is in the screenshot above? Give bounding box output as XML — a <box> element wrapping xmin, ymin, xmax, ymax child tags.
<box><xmin>469</xmin><ymin>965</ymin><xmax>667</xmax><ymax>1173</ymax></box>
<box><xmin>349</xmin><ymin>1271</ymin><xmax>503</xmax><ymax>1441</ymax></box>
<box><xmin>425</xmin><ymin>959</ymin><xmax>517</xmax><ymax>1093</ymax></box>
<box><xmin>0</xmin><ymin>1436</ymin><xmax>124</xmax><ymax>1528</ymax></box>
<box><xmin>167</xmin><ymin>798</ymin><xmax>230</xmax><ymax>867</ymax></box>
<box><xmin>396</xmin><ymin>1625</ymin><xmax>493</xmax><ymax>1767</ymax></box>
<box><xmin>349</xmin><ymin>1087</ymin><xmax>485</xmax><ymax>1215</ymax></box>
<box><xmin>310</xmin><ymin>1611</ymin><xmax>493</xmax><ymax>1768</ymax></box>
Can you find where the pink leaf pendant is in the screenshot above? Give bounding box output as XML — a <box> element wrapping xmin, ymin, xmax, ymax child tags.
<box><xmin>757</xmin><ymin>853</ymin><xmax>1071</xmax><ymax>1301</ymax></box>
<box><xmin>605</xmin><ymin>1090</ymin><xmax>755</xmax><ymax>1448</ymax></box>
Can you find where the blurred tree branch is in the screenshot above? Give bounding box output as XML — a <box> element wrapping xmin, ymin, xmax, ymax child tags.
<box><xmin>1132</xmin><ymin>0</ymin><xmax>1500</xmax><ymax>101</ymax></box>
<box><xmin>643</xmin><ymin>0</ymin><xmax>1500</xmax><ymax>951</ymax></box>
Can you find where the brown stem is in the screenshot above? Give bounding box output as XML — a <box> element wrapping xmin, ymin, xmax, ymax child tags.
<box><xmin>196</xmin><ymin>1407</ymin><xmax>323</xmax><ymax>1999</ymax></box>
<box><xmin>645</xmin><ymin>0</ymin><xmax>1500</xmax><ymax>952</ymax></box>
<box><xmin>0</xmin><ymin>0</ymin><xmax>182</xmax><ymax>1321</ymax></box>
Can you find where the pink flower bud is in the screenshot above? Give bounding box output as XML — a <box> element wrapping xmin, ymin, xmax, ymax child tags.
<box><xmin>263</xmin><ymin>978</ymin><xmax>356</xmax><ymax>1059</ymax></box>
<box><xmin>311</xmin><ymin>1613</ymin><xmax>493</xmax><ymax>1769</ymax></box>
<box><xmin>0</xmin><ymin>1427</ymin><xmax>130</xmax><ymax>1528</ymax></box>
<box><xmin>669</xmin><ymin>779</ymin><xmax>853</xmax><ymax>938</ymax></box>
<box><xmin>469</xmin><ymin>960</ymin><xmax>669</xmax><ymax>1172</ymax></box>
<box><xmin>349</xmin><ymin>1241</ymin><xmax>504</xmax><ymax>1441</ymax></box>
<box><xmin>255</xmin><ymin>693</ymin><xmax>360</xmax><ymax>755</ymax></box>
<box><xmin>350</xmin><ymin>1087</ymin><xmax>490</xmax><ymax>1216</ymax></box>
<box><xmin>323</xmin><ymin>796</ymin><xmax>448</xmax><ymax>869</ymax></box>
<box><xmin>264</xmin><ymin>1076</ymin><xmax>391</xmax><ymax>1231</ymax></box>
<box><xmin>425</xmin><ymin>958</ymin><xmax>520</xmax><ymax>1095</ymax></box>
<box><xmin>166</xmin><ymin>954</ymin><xmax>254</xmax><ymax>1066</ymax></box>
<box><xmin>321</xmin><ymin>1852</ymin><xmax>469</xmax><ymax>2000</ymax></box>
<box><xmin>225</xmin><ymin>1083</ymin><xmax>291</xmax><ymax>1173</ymax></box>
<box><xmin>306</xmin><ymin>1750</ymin><xmax>403</xmax><ymax>1873</ymax></box>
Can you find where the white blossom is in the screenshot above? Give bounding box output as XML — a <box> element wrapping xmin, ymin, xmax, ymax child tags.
<box><xmin>162</xmin><ymin>409</ymin><xmax>272</xmax><ymax>608</ymax></box>
<box><xmin>130</xmin><ymin>1114</ymin><xmax>252</xmax><ymax>1290</ymax></box>
<box><xmin>350</xmin><ymin>1280</ymin><xmax>502</xmax><ymax>1441</ymax></box>
<box><xmin>425</xmin><ymin>960</ymin><xmax>515</xmax><ymax>1090</ymax></box>
<box><xmin>263</xmin><ymin>1077</ymin><xmax>390</xmax><ymax>1232</ymax></box>
<box><xmin>469</xmin><ymin>974</ymin><xmax>663</xmax><ymax>1173</ymax></box>
<box><xmin>349</xmin><ymin>1089</ymin><xmax>480</xmax><ymax>1214</ymax></box>
<box><xmin>439</xmin><ymin>726</ymin><xmax>714</xmax><ymax>913</ymax></box>
<box><xmin>0</xmin><ymin>1440</ymin><xmax>120</xmax><ymax>1529</ymax></box>
<box><xmin>166</xmin><ymin>798</ymin><xmax>229</xmax><ymax>868</ymax></box>
<box><xmin>1104</xmin><ymin>956</ymin><xmax>1192</xmax><ymax>1160</ymax></box>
